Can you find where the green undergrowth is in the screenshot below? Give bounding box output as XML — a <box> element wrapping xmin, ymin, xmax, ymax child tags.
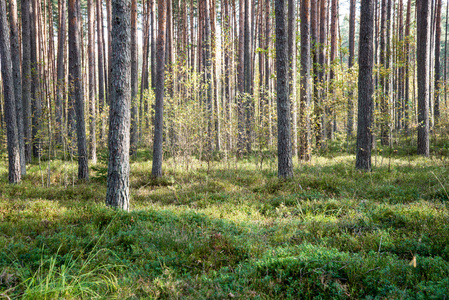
<box><xmin>1</xmin><ymin>151</ymin><xmax>449</xmax><ymax>299</ymax></box>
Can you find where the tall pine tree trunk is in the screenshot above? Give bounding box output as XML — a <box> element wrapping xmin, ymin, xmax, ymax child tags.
<box><xmin>434</xmin><ymin>0</ymin><xmax>442</xmax><ymax>121</ymax></box>
<box><xmin>417</xmin><ymin>0</ymin><xmax>431</xmax><ymax>156</ymax></box>
<box><xmin>8</xmin><ymin>0</ymin><xmax>25</xmax><ymax>175</ymax></box>
<box><xmin>130</xmin><ymin>0</ymin><xmax>139</xmax><ymax>155</ymax></box>
<box><xmin>97</xmin><ymin>0</ymin><xmax>106</xmax><ymax>142</ymax></box>
<box><xmin>237</xmin><ymin>0</ymin><xmax>245</xmax><ymax>156</ymax></box>
<box><xmin>31</xmin><ymin>0</ymin><xmax>41</xmax><ymax>159</ymax></box>
<box><xmin>317</xmin><ymin>0</ymin><xmax>327</xmax><ymax>146</ymax></box>
<box><xmin>152</xmin><ymin>0</ymin><xmax>167</xmax><ymax>177</ymax></box>
<box><xmin>356</xmin><ymin>0</ymin><xmax>375</xmax><ymax>170</ymax></box>
<box><xmin>288</xmin><ymin>0</ymin><xmax>297</xmax><ymax>158</ymax></box>
<box><xmin>275</xmin><ymin>0</ymin><xmax>293</xmax><ymax>178</ymax></box>
<box><xmin>88</xmin><ymin>0</ymin><xmax>97</xmax><ymax>164</ymax></box>
<box><xmin>0</xmin><ymin>0</ymin><xmax>21</xmax><ymax>183</ymax></box>
<box><xmin>68</xmin><ymin>0</ymin><xmax>89</xmax><ymax>179</ymax></box>
<box><xmin>22</xmin><ymin>0</ymin><xmax>32</xmax><ymax>164</ymax></box>
<box><xmin>106</xmin><ymin>0</ymin><xmax>132</xmax><ymax>211</ymax></box>
<box><xmin>327</xmin><ymin>0</ymin><xmax>338</xmax><ymax>141</ymax></box>
<box><xmin>404</xmin><ymin>0</ymin><xmax>411</xmax><ymax>131</ymax></box>
<box><xmin>56</xmin><ymin>0</ymin><xmax>66</xmax><ymax>146</ymax></box>
<box><xmin>299</xmin><ymin>0</ymin><xmax>311</xmax><ymax>161</ymax></box>
<box><xmin>347</xmin><ymin>0</ymin><xmax>356</xmax><ymax>139</ymax></box>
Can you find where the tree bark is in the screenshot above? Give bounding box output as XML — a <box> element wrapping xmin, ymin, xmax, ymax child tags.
<box><xmin>244</xmin><ymin>0</ymin><xmax>252</xmax><ymax>154</ymax></box>
<box><xmin>317</xmin><ymin>0</ymin><xmax>327</xmax><ymax>147</ymax></box>
<box><xmin>30</xmin><ymin>0</ymin><xmax>41</xmax><ymax>159</ymax></box>
<box><xmin>299</xmin><ymin>0</ymin><xmax>311</xmax><ymax>161</ymax></box>
<box><xmin>380</xmin><ymin>0</ymin><xmax>389</xmax><ymax>145</ymax></box>
<box><xmin>0</xmin><ymin>0</ymin><xmax>21</xmax><ymax>183</ymax></box>
<box><xmin>68</xmin><ymin>0</ymin><xmax>89</xmax><ymax>179</ymax></box>
<box><xmin>8</xmin><ymin>0</ymin><xmax>25</xmax><ymax>175</ymax></box>
<box><xmin>237</xmin><ymin>0</ymin><xmax>245</xmax><ymax>156</ymax></box>
<box><xmin>21</xmin><ymin>0</ymin><xmax>32</xmax><ymax>164</ymax></box>
<box><xmin>417</xmin><ymin>0</ymin><xmax>431</xmax><ymax>156</ymax></box>
<box><xmin>404</xmin><ymin>0</ymin><xmax>412</xmax><ymax>131</ymax></box>
<box><xmin>106</xmin><ymin>0</ymin><xmax>112</xmax><ymax>103</ymax></box>
<box><xmin>130</xmin><ymin>0</ymin><xmax>139</xmax><ymax>155</ymax></box>
<box><xmin>327</xmin><ymin>0</ymin><xmax>338</xmax><ymax>141</ymax></box>
<box><xmin>152</xmin><ymin>0</ymin><xmax>167</xmax><ymax>177</ymax></box>
<box><xmin>56</xmin><ymin>0</ymin><xmax>66</xmax><ymax>146</ymax></box>
<box><xmin>434</xmin><ymin>0</ymin><xmax>442</xmax><ymax>121</ymax></box>
<box><xmin>347</xmin><ymin>0</ymin><xmax>356</xmax><ymax>139</ymax></box>
<box><xmin>444</xmin><ymin>0</ymin><xmax>448</xmax><ymax>106</ymax></box>
<box><xmin>88</xmin><ymin>0</ymin><xmax>97</xmax><ymax>164</ymax></box>
<box><xmin>97</xmin><ymin>0</ymin><xmax>106</xmax><ymax>142</ymax></box>
<box><xmin>288</xmin><ymin>0</ymin><xmax>297</xmax><ymax>158</ymax></box>
<box><xmin>356</xmin><ymin>0</ymin><xmax>375</xmax><ymax>171</ymax></box>
<box><xmin>106</xmin><ymin>0</ymin><xmax>132</xmax><ymax>211</ymax></box>
<box><xmin>275</xmin><ymin>0</ymin><xmax>293</xmax><ymax>178</ymax></box>
<box><xmin>311</xmin><ymin>0</ymin><xmax>319</xmax><ymax>148</ymax></box>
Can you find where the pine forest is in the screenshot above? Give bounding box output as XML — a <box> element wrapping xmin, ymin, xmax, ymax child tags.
<box><xmin>1</xmin><ymin>0</ymin><xmax>449</xmax><ymax>298</ymax></box>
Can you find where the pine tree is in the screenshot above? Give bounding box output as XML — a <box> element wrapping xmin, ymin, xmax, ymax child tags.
<box><xmin>275</xmin><ymin>0</ymin><xmax>293</xmax><ymax>178</ymax></box>
<box><xmin>106</xmin><ymin>0</ymin><xmax>132</xmax><ymax>210</ymax></box>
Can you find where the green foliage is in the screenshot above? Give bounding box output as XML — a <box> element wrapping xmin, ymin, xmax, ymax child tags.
<box><xmin>1</xmin><ymin>153</ymin><xmax>449</xmax><ymax>298</ymax></box>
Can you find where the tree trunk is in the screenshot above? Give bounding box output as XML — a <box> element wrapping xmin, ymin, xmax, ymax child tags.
<box><xmin>106</xmin><ymin>0</ymin><xmax>112</xmax><ymax>103</ymax></box>
<box><xmin>31</xmin><ymin>0</ymin><xmax>41</xmax><ymax>159</ymax></box>
<box><xmin>106</xmin><ymin>0</ymin><xmax>132</xmax><ymax>211</ymax></box>
<box><xmin>434</xmin><ymin>0</ymin><xmax>442</xmax><ymax>121</ymax></box>
<box><xmin>417</xmin><ymin>0</ymin><xmax>431</xmax><ymax>156</ymax></box>
<box><xmin>311</xmin><ymin>0</ymin><xmax>319</xmax><ymax>148</ymax></box>
<box><xmin>347</xmin><ymin>0</ymin><xmax>356</xmax><ymax>139</ymax></box>
<box><xmin>444</xmin><ymin>0</ymin><xmax>448</xmax><ymax>106</ymax></box>
<box><xmin>299</xmin><ymin>0</ymin><xmax>310</xmax><ymax>161</ymax></box>
<box><xmin>205</xmin><ymin>0</ymin><xmax>213</xmax><ymax>153</ymax></box>
<box><xmin>397</xmin><ymin>0</ymin><xmax>404</xmax><ymax>131</ymax></box>
<box><xmin>68</xmin><ymin>0</ymin><xmax>89</xmax><ymax>179</ymax></box>
<box><xmin>152</xmin><ymin>0</ymin><xmax>167</xmax><ymax>177</ymax></box>
<box><xmin>56</xmin><ymin>0</ymin><xmax>66</xmax><ymax>146</ymax></box>
<box><xmin>288</xmin><ymin>0</ymin><xmax>297</xmax><ymax>158</ymax></box>
<box><xmin>404</xmin><ymin>0</ymin><xmax>411</xmax><ymax>132</ymax></box>
<box><xmin>327</xmin><ymin>0</ymin><xmax>338</xmax><ymax>141</ymax></box>
<box><xmin>22</xmin><ymin>0</ymin><xmax>32</xmax><ymax>164</ymax></box>
<box><xmin>275</xmin><ymin>0</ymin><xmax>293</xmax><ymax>178</ymax></box>
<box><xmin>130</xmin><ymin>0</ymin><xmax>138</xmax><ymax>155</ymax></box>
<box><xmin>237</xmin><ymin>0</ymin><xmax>245</xmax><ymax>156</ymax></box>
<box><xmin>88</xmin><ymin>0</ymin><xmax>97</xmax><ymax>164</ymax></box>
<box><xmin>380</xmin><ymin>0</ymin><xmax>389</xmax><ymax>145</ymax></box>
<box><xmin>8</xmin><ymin>0</ymin><xmax>25</xmax><ymax>175</ymax></box>
<box><xmin>244</xmin><ymin>0</ymin><xmax>252</xmax><ymax>154</ymax></box>
<box><xmin>97</xmin><ymin>0</ymin><xmax>106</xmax><ymax>142</ymax></box>
<box><xmin>316</xmin><ymin>0</ymin><xmax>327</xmax><ymax>147</ymax></box>
<box><xmin>151</xmin><ymin>0</ymin><xmax>156</xmax><ymax>90</ymax></box>
<box><xmin>0</xmin><ymin>0</ymin><xmax>21</xmax><ymax>183</ymax></box>
<box><xmin>140</xmin><ymin>0</ymin><xmax>150</xmax><ymax>129</ymax></box>
<box><xmin>356</xmin><ymin>0</ymin><xmax>375</xmax><ymax>171</ymax></box>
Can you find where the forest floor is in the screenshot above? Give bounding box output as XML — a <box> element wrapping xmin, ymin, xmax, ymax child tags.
<box><xmin>1</xmin><ymin>145</ymin><xmax>449</xmax><ymax>299</ymax></box>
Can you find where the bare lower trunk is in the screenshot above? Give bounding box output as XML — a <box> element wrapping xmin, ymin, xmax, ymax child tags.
<box><xmin>22</xmin><ymin>0</ymin><xmax>32</xmax><ymax>164</ymax></box>
<box><xmin>275</xmin><ymin>0</ymin><xmax>293</xmax><ymax>178</ymax></box>
<box><xmin>130</xmin><ymin>0</ymin><xmax>139</xmax><ymax>155</ymax></box>
<box><xmin>299</xmin><ymin>0</ymin><xmax>310</xmax><ymax>161</ymax></box>
<box><xmin>356</xmin><ymin>0</ymin><xmax>375</xmax><ymax>171</ymax></box>
<box><xmin>417</xmin><ymin>0</ymin><xmax>431</xmax><ymax>156</ymax></box>
<box><xmin>68</xmin><ymin>0</ymin><xmax>89</xmax><ymax>179</ymax></box>
<box><xmin>88</xmin><ymin>0</ymin><xmax>97</xmax><ymax>164</ymax></box>
<box><xmin>9</xmin><ymin>0</ymin><xmax>25</xmax><ymax>175</ymax></box>
<box><xmin>106</xmin><ymin>0</ymin><xmax>132</xmax><ymax>211</ymax></box>
<box><xmin>152</xmin><ymin>0</ymin><xmax>167</xmax><ymax>177</ymax></box>
<box><xmin>0</xmin><ymin>0</ymin><xmax>21</xmax><ymax>183</ymax></box>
